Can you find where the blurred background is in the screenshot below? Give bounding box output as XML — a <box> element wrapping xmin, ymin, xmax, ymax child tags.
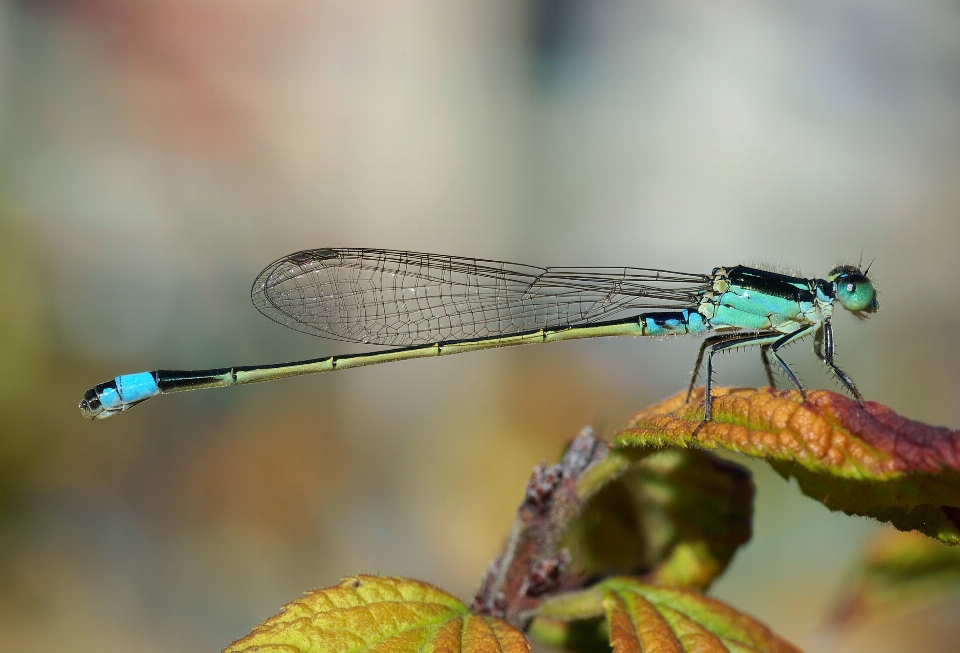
<box><xmin>1</xmin><ymin>1</ymin><xmax>959</xmax><ymax>651</ymax></box>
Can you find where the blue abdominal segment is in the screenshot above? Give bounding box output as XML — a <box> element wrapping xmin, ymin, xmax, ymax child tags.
<box><xmin>96</xmin><ymin>383</ymin><xmax>122</xmax><ymax>410</ymax></box>
<box><xmin>640</xmin><ymin>310</ymin><xmax>709</xmax><ymax>336</ymax></box>
<box><xmin>86</xmin><ymin>372</ymin><xmax>161</xmax><ymax>415</ymax></box>
<box><xmin>115</xmin><ymin>372</ymin><xmax>161</xmax><ymax>404</ymax></box>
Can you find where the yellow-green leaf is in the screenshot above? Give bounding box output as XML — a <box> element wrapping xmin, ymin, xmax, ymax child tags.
<box><xmin>601</xmin><ymin>578</ymin><xmax>800</xmax><ymax>653</ymax></box>
<box><xmin>614</xmin><ymin>388</ymin><xmax>960</xmax><ymax>545</ymax></box>
<box><xmin>224</xmin><ymin>575</ymin><xmax>529</xmax><ymax>653</ymax></box>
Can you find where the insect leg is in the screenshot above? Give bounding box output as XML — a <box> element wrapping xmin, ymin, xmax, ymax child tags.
<box><xmin>702</xmin><ymin>331</ymin><xmax>781</xmax><ymax>421</ymax></box>
<box><xmin>817</xmin><ymin>319</ymin><xmax>865</xmax><ymax>402</ymax></box>
<box><xmin>768</xmin><ymin>324</ymin><xmax>819</xmax><ymax>400</ymax></box>
<box><xmin>687</xmin><ymin>333</ymin><xmax>752</xmax><ymax>403</ymax></box>
<box><xmin>760</xmin><ymin>344</ymin><xmax>777</xmax><ymax>388</ymax></box>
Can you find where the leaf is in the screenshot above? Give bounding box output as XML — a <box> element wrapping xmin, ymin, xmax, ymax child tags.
<box><xmin>600</xmin><ymin>577</ymin><xmax>801</xmax><ymax>653</ymax></box>
<box><xmin>562</xmin><ymin>449</ymin><xmax>753</xmax><ymax>591</ymax></box>
<box><xmin>614</xmin><ymin>388</ymin><xmax>960</xmax><ymax>545</ymax></box>
<box><xmin>224</xmin><ymin>575</ymin><xmax>530</xmax><ymax>653</ymax></box>
<box><xmin>831</xmin><ymin>529</ymin><xmax>960</xmax><ymax>626</ymax></box>
<box><xmin>536</xmin><ymin>578</ymin><xmax>800</xmax><ymax>653</ymax></box>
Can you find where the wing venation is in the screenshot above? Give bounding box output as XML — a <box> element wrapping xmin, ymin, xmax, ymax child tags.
<box><xmin>251</xmin><ymin>248</ymin><xmax>711</xmax><ymax>346</ymax></box>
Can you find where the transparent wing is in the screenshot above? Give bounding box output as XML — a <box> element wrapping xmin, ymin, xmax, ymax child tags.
<box><xmin>251</xmin><ymin>248</ymin><xmax>712</xmax><ymax>346</ymax></box>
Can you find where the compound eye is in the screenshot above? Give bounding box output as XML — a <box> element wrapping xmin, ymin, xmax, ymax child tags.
<box><xmin>835</xmin><ymin>273</ymin><xmax>877</xmax><ymax>312</ymax></box>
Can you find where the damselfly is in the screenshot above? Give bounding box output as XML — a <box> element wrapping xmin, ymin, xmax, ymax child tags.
<box><xmin>80</xmin><ymin>248</ymin><xmax>878</xmax><ymax>420</ymax></box>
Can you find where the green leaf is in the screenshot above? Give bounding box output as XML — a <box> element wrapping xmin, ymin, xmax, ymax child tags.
<box><xmin>831</xmin><ymin>529</ymin><xmax>960</xmax><ymax>626</ymax></box>
<box><xmin>614</xmin><ymin>388</ymin><xmax>960</xmax><ymax>545</ymax></box>
<box><xmin>600</xmin><ymin>577</ymin><xmax>801</xmax><ymax>653</ymax></box>
<box><xmin>224</xmin><ymin>575</ymin><xmax>529</xmax><ymax>653</ymax></box>
<box><xmin>562</xmin><ymin>449</ymin><xmax>753</xmax><ymax>591</ymax></box>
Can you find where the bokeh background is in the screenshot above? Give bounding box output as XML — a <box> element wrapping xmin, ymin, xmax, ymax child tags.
<box><xmin>2</xmin><ymin>1</ymin><xmax>959</xmax><ymax>651</ymax></box>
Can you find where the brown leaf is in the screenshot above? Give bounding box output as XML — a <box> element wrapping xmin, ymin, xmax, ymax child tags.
<box><xmin>614</xmin><ymin>388</ymin><xmax>960</xmax><ymax>545</ymax></box>
<box><xmin>224</xmin><ymin>575</ymin><xmax>529</xmax><ymax>653</ymax></box>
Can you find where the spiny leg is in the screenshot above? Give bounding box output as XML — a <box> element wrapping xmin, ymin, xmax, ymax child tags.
<box><xmin>760</xmin><ymin>344</ymin><xmax>777</xmax><ymax>388</ymax></box>
<box><xmin>702</xmin><ymin>332</ymin><xmax>782</xmax><ymax>422</ymax></box>
<box><xmin>767</xmin><ymin>325</ymin><xmax>819</xmax><ymax>400</ymax></box>
<box><xmin>689</xmin><ymin>332</ymin><xmax>782</xmax><ymax>403</ymax></box>
<box><xmin>813</xmin><ymin>325</ymin><xmax>825</xmax><ymax>361</ymax></box>
<box><xmin>687</xmin><ymin>333</ymin><xmax>756</xmax><ymax>402</ymax></box>
<box><xmin>815</xmin><ymin>319</ymin><xmax>865</xmax><ymax>402</ymax></box>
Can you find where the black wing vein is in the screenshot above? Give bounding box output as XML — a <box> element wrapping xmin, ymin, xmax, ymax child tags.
<box><xmin>251</xmin><ymin>248</ymin><xmax>711</xmax><ymax>346</ymax></box>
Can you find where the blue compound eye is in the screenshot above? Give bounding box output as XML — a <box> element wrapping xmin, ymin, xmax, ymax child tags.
<box><xmin>835</xmin><ymin>273</ymin><xmax>878</xmax><ymax>312</ymax></box>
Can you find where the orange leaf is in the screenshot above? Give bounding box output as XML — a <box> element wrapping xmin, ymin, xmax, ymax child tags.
<box><xmin>614</xmin><ymin>388</ymin><xmax>960</xmax><ymax>545</ymax></box>
<box><xmin>601</xmin><ymin>578</ymin><xmax>801</xmax><ymax>653</ymax></box>
<box><xmin>224</xmin><ymin>575</ymin><xmax>529</xmax><ymax>653</ymax></box>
